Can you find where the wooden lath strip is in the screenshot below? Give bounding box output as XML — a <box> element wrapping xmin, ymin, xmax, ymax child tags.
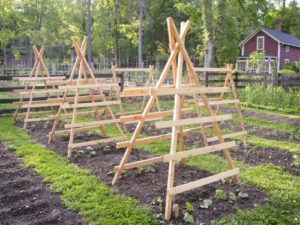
<box><xmin>114</xmin><ymin>142</ymin><xmax>236</xmax><ymax>171</ymax></box>
<box><xmin>19</xmin><ymin>89</ymin><xmax>63</xmax><ymax>95</ymax></box>
<box><xmin>116</xmin><ymin>127</ymin><xmax>199</xmax><ymax>149</ymax></box>
<box><xmin>49</xmin><ymin>125</ymin><xmax>102</xmax><ymax>136</ymax></box>
<box><xmin>113</xmin><ymin>68</ymin><xmax>152</xmax><ymax>72</ymax></box>
<box><xmin>206</xmin><ymin>131</ymin><xmax>248</xmax><ymax>142</ymax></box>
<box><xmin>194</xmin><ymin>67</ymin><xmax>231</xmax><ymax>73</ymax></box>
<box><xmin>69</xmin><ymin>136</ymin><xmax>127</xmax><ymax>149</ymax></box>
<box><xmin>61</xmin><ymin>101</ymin><xmax>120</xmax><ymax>109</ymax></box>
<box><xmin>65</xmin><ymin>118</ymin><xmax>120</xmax><ymax>129</ymax></box>
<box><xmin>156</xmin><ymin>114</ymin><xmax>232</xmax><ymax>129</ymax></box>
<box><xmin>151</xmin><ymin>87</ymin><xmax>230</xmax><ymax>96</ymax></box>
<box><xmin>13</xmin><ymin>76</ymin><xmax>65</xmax><ymax>81</ymax></box>
<box><xmin>21</xmin><ymin>102</ymin><xmax>60</xmax><ymax>108</ymax></box>
<box><xmin>48</xmin><ymin>110</ymin><xmax>104</xmax><ymax>119</ymax></box>
<box><xmin>119</xmin><ymin>108</ymin><xmax>193</xmax><ymax>123</ymax></box>
<box><xmin>58</xmin><ymin>83</ymin><xmax>118</xmax><ymax>90</ymax></box>
<box><xmin>197</xmin><ymin>99</ymin><xmax>240</xmax><ymax>106</ymax></box>
<box><xmin>168</xmin><ymin>168</ymin><xmax>240</xmax><ymax>195</ymax></box>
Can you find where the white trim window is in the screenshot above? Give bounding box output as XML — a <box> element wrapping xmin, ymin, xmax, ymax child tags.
<box><xmin>257</xmin><ymin>36</ymin><xmax>265</xmax><ymax>50</ymax></box>
<box><xmin>285</xmin><ymin>59</ymin><xmax>290</xmax><ymax>64</ymax></box>
<box><xmin>286</xmin><ymin>46</ymin><xmax>290</xmax><ymax>52</ymax></box>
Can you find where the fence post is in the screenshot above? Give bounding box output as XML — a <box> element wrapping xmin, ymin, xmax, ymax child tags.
<box><xmin>205</xmin><ymin>72</ymin><xmax>208</xmax><ymax>87</ymax></box>
<box><xmin>234</xmin><ymin>72</ymin><xmax>239</xmax><ymax>88</ymax></box>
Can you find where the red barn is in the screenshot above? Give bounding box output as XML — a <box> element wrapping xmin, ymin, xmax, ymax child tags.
<box><xmin>237</xmin><ymin>23</ymin><xmax>300</xmax><ymax>72</ymax></box>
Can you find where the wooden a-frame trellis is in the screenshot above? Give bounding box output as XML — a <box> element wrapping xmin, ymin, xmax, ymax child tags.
<box><xmin>112</xmin><ymin>65</ymin><xmax>161</xmax><ymax>113</ymax></box>
<box><xmin>13</xmin><ymin>45</ymin><xmax>65</xmax><ymax>129</ymax></box>
<box><xmin>112</xmin><ymin>18</ymin><xmax>240</xmax><ymax>220</ymax></box>
<box><xmin>192</xmin><ymin>65</ymin><xmax>247</xmax><ymax>145</ymax></box>
<box><xmin>48</xmin><ymin>37</ymin><xmax>125</xmax><ymax>158</ymax></box>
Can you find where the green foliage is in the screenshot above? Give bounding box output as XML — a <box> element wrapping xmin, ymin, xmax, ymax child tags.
<box><xmin>0</xmin><ymin>117</ymin><xmax>155</xmax><ymax>225</ymax></box>
<box><xmin>281</xmin><ymin>62</ymin><xmax>300</xmax><ymax>73</ymax></box>
<box><xmin>247</xmin><ymin>51</ymin><xmax>267</xmax><ymax>73</ymax></box>
<box><xmin>185</xmin><ymin>202</ymin><xmax>194</xmax><ymax>213</ymax></box>
<box><xmin>238</xmin><ymin>84</ymin><xmax>300</xmax><ymax>114</ymax></box>
<box><xmin>215</xmin><ymin>189</ymin><xmax>226</xmax><ymax>200</ymax></box>
<box><xmin>183</xmin><ymin>212</ymin><xmax>194</xmax><ymax>224</ymax></box>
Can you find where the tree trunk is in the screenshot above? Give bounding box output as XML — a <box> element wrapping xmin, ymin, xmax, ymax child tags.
<box><xmin>138</xmin><ymin>0</ymin><xmax>144</xmax><ymax>68</ymax></box>
<box><xmin>204</xmin><ymin>41</ymin><xmax>213</xmax><ymax>68</ymax></box>
<box><xmin>87</xmin><ymin>0</ymin><xmax>92</xmax><ymax>66</ymax></box>
<box><xmin>113</xmin><ymin>0</ymin><xmax>119</xmax><ymax>66</ymax></box>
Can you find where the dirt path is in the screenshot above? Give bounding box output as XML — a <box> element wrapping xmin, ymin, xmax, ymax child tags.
<box><xmin>0</xmin><ymin>143</ymin><xmax>84</xmax><ymax>225</ymax></box>
<box><xmin>24</xmin><ymin>122</ymin><xmax>267</xmax><ymax>225</ymax></box>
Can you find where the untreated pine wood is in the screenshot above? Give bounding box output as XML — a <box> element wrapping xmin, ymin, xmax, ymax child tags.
<box><xmin>69</xmin><ymin>136</ymin><xmax>127</xmax><ymax>149</ymax></box>
<box><xmin>13</xmin><ymin>76</ymin><xmax>65</xmax><ymax>81</ymax></box>
<box><xmin>61</xmin><ymin>101</ymin><xmax>120</xmax><ymax>109</ymax></box>
<box><xmin>64</xmin><ymin>118</ymin><xmax>121</xmax><ymax>129</ymax></box>
<box><xmin>155</xmin><ymin>114</ymin><xmax>232</xmax><ymax>129</ymax></box>
<box><xmin>151</xmin><ymin>87</ymin><xmax>229</xmax><ymax>96</ymax></box>
<box><xmin>168</xmin><ymin>168</ymin><xmax>240</xmax><ymax>195</ymax></box>
<box><xmin>58</xmin><ymin>83</ymin><xmax>118</xmax><ymax>90</ymax></box>
<box><xmin>206</xmin><ymin>131</ymin><xmax>248</xmax><ymax>142</ymax></box>
<box><xmin>114</xmin><ymin>141</ymin><xmax>236</xmax><ymax>171</ymax></box>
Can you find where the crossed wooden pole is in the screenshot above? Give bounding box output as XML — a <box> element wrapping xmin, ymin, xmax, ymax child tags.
<box><xmin>48</xmin><ymin>37</ymin><xmax>125</xmax><ymax>158</ymax></box>
<box><xmin>112</xmin><ymin>18</ymin><xmax>240</xmax><ymax>220</ymax></box>
<box><xmin>13</xmin><ymin>46</ymin><xmax>65</xmax><ymax>128</ymax></box>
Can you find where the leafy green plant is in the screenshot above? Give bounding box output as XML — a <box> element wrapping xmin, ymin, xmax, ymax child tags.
<box><xmin>183</xmin><ymin>212</ymin><xmax>194</xmax><ymax>224</ymax></box>
<box><xmin>215</xmin><ymin>189</ymin><xmax>226</xmax><ymax>200</ymax></box>
<box><xmin>200</xmin><ymin>199</ymin><xmax>213</xmax><ymax>209</ymax></box>
<box><xmin>228</xmin><ymin>192</ymin><xmax>237</xmax><ymax>202</ymax></box>
<box><xmin>185</xmin><ymin>201</ymin><xmax>194</xmax><ymax>213</ymax></box>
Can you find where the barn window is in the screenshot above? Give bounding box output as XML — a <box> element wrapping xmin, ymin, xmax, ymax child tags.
<box><xmin>286</xmin><ymin>46</ymin><xmax>290</xmax><ymax>52</ymax></box>
<box><xmin>257</xmin><ymin>36</ymin><xmax>265</xmax><ymax>50</ymax></box>
<box><xmin>285</xmin><ymin>59</ymin><xmax>290</xmax><ymax>64</ymax></box>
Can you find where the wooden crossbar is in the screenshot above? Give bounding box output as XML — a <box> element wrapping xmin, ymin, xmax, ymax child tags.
<box><xmin>168</xmin><ymin>168</ymin><xmax>240</xmax><ymax>195</ymax></box>
<box><xmin>197</xmin><ymin>99</ymin><xmax>240</xmax><ymax>106</ymax></box>
<box><xmin>65</xmin><ymin>118</ymin><xmax>120</xmax><ymax>129</ymax></box>
<box><xmin>206</xmin><ymin>131</ymin><xmax>248</xmax><ymax>142</ymax></box>
<box><xmin>151</xmin><ymin>87</ymin><xmax>229</xmax><ymax>96</ymax></box>
<box><xmin>155</xmin><ymin>114</ymin><xmax>232</xmax><ymax>129</ymax></box>
<box><xmin>113</xmin><ymin>68</ymin><xmax>152</xmax><ymax>72</ymax></box>
<box><xmin>19</xmin><ymin>89</ymin><xmax>63</xmax><ymax>95</ymax></box>
<box><xmin>116</xmin><ymin>127</ymin><xmax>199</xmax><ymax>148</ymax></box>
<box><xmin>24</xmin><ymin>117</ymin><xmax>54</xmax><ymax>122</ymax></box>
<box><xmin>61</xmin><ymin>101</ymin><xmax>120</xmax><ymax>109</ymax></box>
<box><xmin>114</xmin><ymin>141</ymin><xmax>236</xmax><ymax>171</ymax></box>
<box><xmin>21</xmin><ymin>102</ymin><xmax>60</xmax><ymax>108</ymax></box>
<box><xmin>13</xmin><ymin>76</ymin><xmax>65</xmax><ymax>81</ymax></box>
<box><xmin>194</xmin><ymin>67</ymin><xmax>231</xmax><ymax>73</ymax></box>
<box><xmin>69</xmin><ymin>136</ymin><xmax>127</xmax><ymax>149</ymax></box>
<box><xmin>58</xmin><ymin>83</ymin><xmax>118</xmax><ymax>90</ymax></box>
<box><xmin>119</xmin><ymin>108</ymin><xmax>193</xmax><ymax>123</ymax></box>
<box><xmin>49</xmin><ymin>126</ymin><xmax>101</xmax><ymax>136</ymax></box>
<box><xmin>48</xmin><ymin>110</ymin><xmax>103</xmax><ymax>119</ymax></box>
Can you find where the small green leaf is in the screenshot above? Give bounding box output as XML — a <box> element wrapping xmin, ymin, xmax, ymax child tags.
<box><xmin>200</xmin><ymin>199</ymin><xmax>213</xmax><ymax>208</ymax></box>
<box><xmin>238</xmin><ymin>191</ymin><xmax>249</xmax><ymax>198</ymax></box>
<box><xmin>229</xmin><ymin>192</ymin><xmax>237</xmax><ymax>202</ymax></box>
<box><xmin>215</xmin><ymin>189</ymin><xmax>225</xmax><ymax>199</ymax></box>
<box><xmin>183</xmin><ymin>212</ymin><xmax>194</xmax><ymax>224</ymax></box>
<box><xmin>185</xmin><ymin>201</ymin><xmax>194</xmax><ymax>212</ymax></box>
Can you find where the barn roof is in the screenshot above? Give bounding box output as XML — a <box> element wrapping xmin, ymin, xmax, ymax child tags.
<box><xmin>239</xmin><ymin>28</ymin><xmax>300</xmax><ymax>48</ymax></box>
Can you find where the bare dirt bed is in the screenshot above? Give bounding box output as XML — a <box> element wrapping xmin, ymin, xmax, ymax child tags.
<box><xmin>23</xmin><ymin>122</ymin><xmax>268</xmax><ymax>225</ymax></box>
<box><xmin>0</xmin><ymin>143</ymin><xmax>84</xmax><ymax>225</ymax></box>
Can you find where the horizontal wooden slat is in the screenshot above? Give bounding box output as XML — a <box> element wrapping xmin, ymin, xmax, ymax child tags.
<box><xmin>61</xmin><ymin>101</ymin><xmax>120</xmax><ymax>109</ymax></box>
<box><xmin>116</xmin><ymin>127</ymin><xmax>199</xmax><ymax>149</ymax></box>
<box><xmin>113</xmin><ymin>68</ymin><xmax>151</xmax><ymax>72</ymax></box>
<box><xmin>65</xmin><ymin>118</ymin><xmax>120</xmax><ymax>129</ymax></box>
<box><xmin>156</xmin><ymin>114</ymin><xmax>232</xmax><ymax>129</ymax></box>
<box><xmin>24</xmin><ymin>117</ymin><xmax>53</xmax><ymax>122</ymax></box>
<box><xmin>120</xmin><ymin>87</ymin><xmax>151</xmax><ymax>97</ymax></box>
<box><xmin>151</xmin><ymin>87</ymin><xmax>229</xmax><ymax>96</ymax></box>
<box><xmin>168</xmin><ymin>168</ymin><xmax>240</xmax><ymax>195</ymax></box>
<box><xmin>19</xmin><ymin>89</ymin><xmax>62</xmax><ymax>95</ymax></box>
<box><xmin>206</xmin><ymin>131</ymin><xmax>248</xmax><ymax>142</ymax></box>
<box><xmin>114</xmin><ymin>142</ymin><xmax>236</xmax><ymax>171</ymax></box>
<box><xmin>69</xmin><ymin>136</ymin><xmax>127</xmax><ymax>148</ymax></box>
<box><xmin>194</xmin><ymin>67</ymin><xmax>231</xmax><ymax>73</ymax></box>
<box><xmin>21</xmin><ymin>102</ymin><xmax>60</xmax><ymax>108</ymax></box>
<box><xmin>197</xmin><ymin>99</ymin><xmax>240</xmax><ymax>106</ymax></box>
<box><xmin>13</xmin><ymin>76</ymin><xmax>65</xmax><ymax>81</ymax></box>
<box><xmin>48</xmin><ymin>110</ymin><xmax>104</xmax><ymax>119</ymax></box>
<box><xmin>49</xmin><ymin>126</ymin><xmax>101</xmax><ymax>136</ymax></box>
<box><xmin>119</xmin><ymin>108</ymin><xmax>193</xmax><ymax>123</ymax></box>
<box><xmin>17</xmin><ymin>110</ymin><xmax>52</xmax><ymax>116</ymax></box>
<box><xmin>58</xmin><ymin>83</ymin><xmax>118</xmax><ymax>90</ymax></box>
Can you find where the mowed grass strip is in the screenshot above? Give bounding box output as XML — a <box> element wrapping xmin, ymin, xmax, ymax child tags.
<box><xmin>0</xmin><ymin>117</ymin><xmax>155</xmax><ymax>225</ymax></box>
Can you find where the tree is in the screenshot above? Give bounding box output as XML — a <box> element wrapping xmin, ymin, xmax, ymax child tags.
<box><xmin>138</xmin><ymin>0</ymin><xmax>145</xmax><ymax>68</ymax></box>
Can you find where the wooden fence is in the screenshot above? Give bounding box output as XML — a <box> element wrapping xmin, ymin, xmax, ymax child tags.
<box><xmin>200</xmin><ymin>72</ymin><xmax>300</xmax><ymax>89</ymax></box>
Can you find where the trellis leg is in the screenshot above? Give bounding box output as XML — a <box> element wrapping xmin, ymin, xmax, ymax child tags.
<box><xmin>112</xmin><ymin>31</ymin><xmax>182</xmax><ymax>185</ymax></box>
<box><xmin>165</xmin><ymin>21</ymin><xmax>185</xmax><ymax>220</ymax></box>
<box><xmin>48</xmin><ymin>39</ymin><xmax>86</xmax><ymax>143</ymax></box>
<box><xmin>170</xmin><ymin>19</ymin><xmax>239</xmax><ymax>182</ymax></box>
<box><xmin>13</xmin><ymin>47</ymin><xmax>40</xmax><ymax>123</ymax></box>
